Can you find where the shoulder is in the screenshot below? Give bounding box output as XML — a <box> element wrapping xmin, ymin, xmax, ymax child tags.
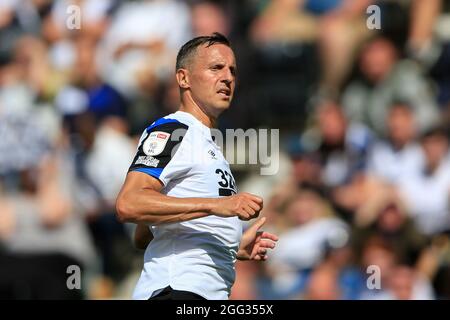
<box><xmin>137</xmin><ymin>115</ymin><xmax>191</xmax><ymax>157</ymax></box>
<box><xmin>145</xmin><ymin>115</ymin><xmax>190</xmax><ymax>134</ymax></box>
<box><xmin>128</xmin><ymin>115</ymin><xmax>192</xmax><ymax>180</ymax></box>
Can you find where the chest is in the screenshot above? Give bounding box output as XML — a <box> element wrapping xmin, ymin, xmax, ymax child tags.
<box><xmin>191</xmin><ymin>140</ymin><xmax>238</xmax><ymax>197</ymax></box>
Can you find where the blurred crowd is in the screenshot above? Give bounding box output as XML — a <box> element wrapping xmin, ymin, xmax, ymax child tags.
<box><xmin>0</xmin><ymin>0</ymin><xmax>449</xmax><ymax>300</ymax></box>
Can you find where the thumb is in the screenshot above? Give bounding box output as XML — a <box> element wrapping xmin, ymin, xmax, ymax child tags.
<box><xmin>249</xmin><ymin>216</ymin><xmax>266</xmax><ymax>232</ymax></box>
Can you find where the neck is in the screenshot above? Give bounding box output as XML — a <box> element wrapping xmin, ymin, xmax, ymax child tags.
<box><xmin>390</xmin><ymin>138</ymin><xmax>407</xmax><ymax>150</ymax></box>
<box><xmin>179</xmin><ymin>93</ymin><xmax>217</xmax><ymax>128</ymax></box>
<box><xmin>425</xmin><ymin>160</ymin><xmax>440</xmax><ymax>175</ymax></box>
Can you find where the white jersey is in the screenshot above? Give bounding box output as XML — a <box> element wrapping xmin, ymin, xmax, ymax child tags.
<box><xmin>129</xmin><ymin>111</ymin><xmax>242</xmax><ymax>300</ymax></box>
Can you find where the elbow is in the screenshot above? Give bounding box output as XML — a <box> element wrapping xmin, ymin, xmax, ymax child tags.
<box><xmin>115</xmin><ymin>194</ymin><xmax>156</xmax><ymax>225</ymax></box>
<box><xmin>115</xmin><ymin>195</ymin><xmax>135</xmax><ymax>223</ymax></box>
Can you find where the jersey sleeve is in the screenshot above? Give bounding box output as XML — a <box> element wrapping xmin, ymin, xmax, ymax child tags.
<box><xmin>128</xmin><ymin>118</ymin><xmax>189</xmax><ymax>186</ymax></box>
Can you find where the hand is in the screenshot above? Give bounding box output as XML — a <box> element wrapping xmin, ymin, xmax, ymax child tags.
<box><xmin>212</xmin><ymin>192</ymin><xmax>263</xmax><ymax>221</ymax></box>
<box><xmin>237</xmin><ymin>217</ymin><xmax>278</xmax><ymax>261</ymax></box>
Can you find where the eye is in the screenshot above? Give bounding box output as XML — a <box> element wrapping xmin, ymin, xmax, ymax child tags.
<box><xmin>211</xmin><ymin>64</ymin><xmax>223</xmax><ymax>71</ymax></box>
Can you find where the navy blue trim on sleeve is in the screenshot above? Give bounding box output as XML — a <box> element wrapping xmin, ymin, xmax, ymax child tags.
<box><xmin>133</xmin><ymin>167</ymin><xmax>164</xmax><ymax>179</ymax></box>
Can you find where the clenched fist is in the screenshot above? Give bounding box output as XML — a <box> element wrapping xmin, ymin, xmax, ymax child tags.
<box><xmin>211</xmin><ymin>192</ymin><xmax>263</xmax><ymax>221</ymax></box>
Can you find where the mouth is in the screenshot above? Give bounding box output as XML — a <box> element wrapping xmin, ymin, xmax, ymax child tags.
<box><xmin>217</xmin><ymin>88</ymin><xmax>231</xmax><ymax>98</ymax></box>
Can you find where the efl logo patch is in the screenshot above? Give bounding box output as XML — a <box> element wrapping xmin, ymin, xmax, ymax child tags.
<box><xmin>143</xmin><ymin>131</ymin><xmax>171</xmax><ymax>156</ymax></box>
<box><xmin>135</xmin><ymin>155</ymin><xmax>160</xmax><ymax>167</ymax></box>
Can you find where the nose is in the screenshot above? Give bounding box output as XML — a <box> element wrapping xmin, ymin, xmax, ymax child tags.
<box><xmin>221</xmin><ymin>68</ymin><xmax>234</xmax><ymax>85</ymax></box>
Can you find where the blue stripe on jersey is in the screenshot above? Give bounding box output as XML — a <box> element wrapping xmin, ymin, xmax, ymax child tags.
<box><xmin>146</xmin><ymin>118</ymin><xmax>181</xmax><ymax>132</ymax></box>
<box><xmin>133</xmin><ymin>167</ymin><xmax>163</xmax><ymax>179</ymax></box>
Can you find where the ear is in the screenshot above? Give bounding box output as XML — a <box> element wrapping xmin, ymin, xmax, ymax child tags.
<box><xmin>176</xmin><ymin>68</ymin><xmax>190</xmax><ymax>89</ymax></box>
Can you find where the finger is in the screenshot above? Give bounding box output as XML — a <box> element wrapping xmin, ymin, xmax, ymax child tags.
<box><xmin>248</xmin><ymin>217</ymin><xmax>266</xmax><ymax>232</ymax></box>
<box><xmin>247</xmin><ymin>200</ymin><xmax>262</xmax><ymax>212</ymax></box>
<box><xmin>238</xmin><ymin>210</ymin><xmax>250</xmax><ymax>220</ymax></box>
<box><xmin>243</xmin><ymin>205</ymin><xmax>256</xmax><ymax>218</ymax></box>
<box><xmin>259</xmin><ymin>240</ymin><xmax>276</xmax><ymax>249</ymax></box>
<box><xmin>250</xmin><ymin>247</ymin><xmax>259</xmax><ymax>259</ymax></box>
<box><xmin>251</xmin><ymin>210</ymin><xmax>260</xmax><ymax>219</ymax></box>
<box><xmin>240</xmin><ymin>214</ymin><xmax>252</xmax><ymax>221</ymax></box>
<box><xmin>255</xmin><ymin>253</ymin><xmax>267</xmax><ymax>261</ymax></box>
<box><xmin>246</xmin><ymin>194</ymin><xmax>263</xmax><ymax>204</ymax></box>
<box><xmin>258</xmin><ymin>248</ymin><xmax>267</xmax><ymax>254</ymax></box>
<box><xmin>253</xmin><ymin>255</ymin><xmax>262</xmax><ymax>261</ymax></box>
<box><xmin>260</xmin><ymin>231</ymin><xmax>279</xmax><ymax>242</ymax></box>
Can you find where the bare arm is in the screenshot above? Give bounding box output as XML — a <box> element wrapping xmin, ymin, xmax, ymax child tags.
<box><xmin>409</xmin><ymin>0</ymin><xmax>442</xmax><ymax>50</ymax></box>
<box><xmin>116</xmin><ymin>171</ymin><xmax>263</xmax><ymax>225</ymax></box>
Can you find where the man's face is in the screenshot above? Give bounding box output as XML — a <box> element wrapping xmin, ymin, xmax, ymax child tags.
<box><xmin>360</xmin><ymin>38</ymin><xmax>397</xmax><ymax>84</ymax></box>
<box><xmin>187</xmin><ymin>44</ymin><xmax>236</xmax><ymax>117</ymax></box>
<box><xmin>387</xmin><ymin>105</ymin><xmax>416</xmax><ymax>146</ymax></box>
<box><xmin>317</xmin><ymin>103</ymin><xmax>347</xmax><ymax>146</ymax></box>
<box><xmin>422</xmin><ymin>134</ymin><xmax>449</xmax><ymax>167</ymax></box>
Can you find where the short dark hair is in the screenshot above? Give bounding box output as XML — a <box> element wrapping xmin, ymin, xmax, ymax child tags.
<box><xmin>175</xmin><ymin>32</ymin><xmax>231</xmax><ymax>71</ymax></box>
<box><xmin>421</xmin><ymin>125</ymin><xmax>449</xmax><ymax>141</ymax></box>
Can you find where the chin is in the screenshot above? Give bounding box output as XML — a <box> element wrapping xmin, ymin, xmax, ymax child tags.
<box><xmin>212</xmin><ymin>102</ymin><xmax>231</xmax><ymax>114</ymax></box>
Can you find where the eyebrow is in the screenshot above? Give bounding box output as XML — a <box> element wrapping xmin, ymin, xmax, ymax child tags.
<box><xmin>210</xmin><ymin>62</ymin><xmax>237</xmax><ymax>72</ymax></box>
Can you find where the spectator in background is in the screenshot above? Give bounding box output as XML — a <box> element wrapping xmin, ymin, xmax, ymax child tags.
<box><xmin>249</xmin><ymin>0</ymin><xmax>320</xmax><ymax>46</ymax></box>
<box><xmin>0</xmin><ymin>0</ymin><xmax>53</xmax><ymax>59</ymax></box>
<box><xmin>0</xmin><ymin>37</ymin><xmax>45</xmax><ymax>116</ymax></box>
<box><xmin>407</xmin><ymin>0</ymin><xmax>443</xmax><ymax>65</ymax></box>
<box><xmin>13</xmin><ymin>35</ymin><xmax>68</xmax><ymax>105</ymax></box>
<box><xmin>315</xmin><ymin>0</ymin><xmax>375</xmax><ymax>97</ymax></box>
<box><xmin>352</xmin><ymin>193</ymin><xmax>428</xmax><ymax>266</ymax></box>
<box><xmin>41</xmin><ymin>0</ymin><xmax>116</xmax><ymax>85</ymax></box>
<box><xmin>357</xmin><ymin>236</ymin><xmax>399</xmax><ymax>299</ymax></box>
<box><xmin>356</xmin><ymin>236</ymin><xmax>435</xmax><ymax>300</ymax></box>
<box><xmin>42</xmin><ymin>0</ymin><xmax>115</xmax><ymax>43</ymax></box>
<box><xmin>375</xmin><ymin>265</ymin><xmax>435</xmax><ymax>300</ymax></box>
<box><xmin>55</xmin><ymin>108</ymin><xmax>136</xmax><ymax>297</ymax></box>
<box><xmin>287</xmin><ymin>136</ymin><xmax>323</xmax><ymax>191</ymax></box>
<box><xmin>55</xmin><ymin>34</ymin><xmax>136</xmax><ymax>294</ymax></box>
<box><xmin>303</xmin><ymin>100</ymin><xmax>373</xmax><ymax>188</ymax></box>
<box><xmin>0</xmin><ymin>36</ymin><xmax>62</xmax><ymax>179</ymax></box>
<box><xmin>303</xmin><ymin>232</ymin><xmax>364</xmax><ymax>300</ymax></box>
<box><xmin>367</xmin><ymin>102</ymin><xmax>424</xmax><ymax>185</ymax></box>
<box><xmin>98</xmin><ymin>0</ymin><xmax>192</xmax><ymax>99</ymax></box>
<box><xmin>56</xmin><ymin>36</ymin><xmax>128</xmax><ymax>121</ymax></box>
<box><xmin>0</xmin><ymin>129</ymin><xmax>96</xmax><ymax>299</ymax></box>
<box><xmin>303</xmin><ymin>265</ymin><xmax>342</xmax><ymax>300</ymax></box>
<box><xmin>331</xmin><ymin>171</ymin><xmax>391</xmax><ymax>225</ymax></box>
<box><xmin>341</xmin><ymin>36</ymin><xmax>439</xmax><ymax>135</ymax></box>
<box><xmin>398</xmin><ymin>126</ymin><xmax>450</xmax><ymax>236</ymax></box>
<box><xmin>249</xmin><ymin>0</ymin><xmax>374</xmax><ymax>97</ymax></box>
<box><xmin>190</xmin><ymin>0</ymin><xmax>230</xmax><ymax>37</ymax></box>
<box><xmin>263</xmin><ymin>189</ymin><xmax>348</xmax><ymax>298</ymax></box>
<box><xmin>258</xmin><ymin>135</ymin><xmax>323</xmax><ymax>229</ymax></box>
